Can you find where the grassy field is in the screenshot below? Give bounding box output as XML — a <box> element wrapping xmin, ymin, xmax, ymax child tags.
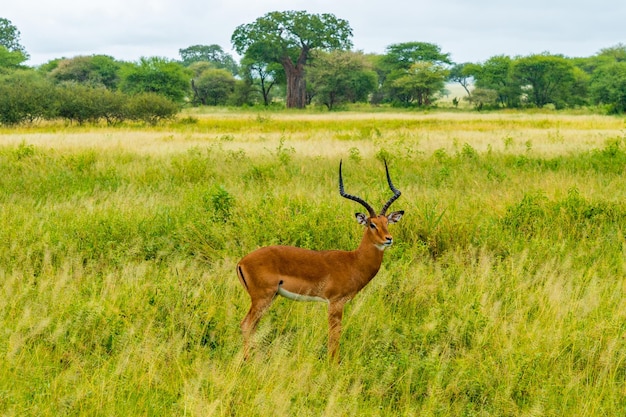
<box><xmin>1</xmin><ymin>109</ymin><xmax>625</xmax><ymax>416</ymax></box>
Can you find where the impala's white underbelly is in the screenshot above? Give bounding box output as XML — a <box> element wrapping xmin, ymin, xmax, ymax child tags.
<box><xmin>277</xmin><ymin>287</ymin><xmax>328</xmax><ymax>303</ymax></box>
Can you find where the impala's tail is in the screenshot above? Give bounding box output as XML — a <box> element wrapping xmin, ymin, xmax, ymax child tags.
<box><xmin>236</xmin><ymin>264</ymin><xmax>249</xmax><ymax>290</ymax></box>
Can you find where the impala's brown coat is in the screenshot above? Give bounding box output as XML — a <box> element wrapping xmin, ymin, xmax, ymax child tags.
<box><xmin>236</xmin><ymin>161</ymin><xmax>403</xmax><ymax>361</ymax></box>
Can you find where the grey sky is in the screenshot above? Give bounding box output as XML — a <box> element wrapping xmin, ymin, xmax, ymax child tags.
<box><xmin>4</xmin><ymin>0</ymin><xmax>625</xmax><ymax>66</ymax></box>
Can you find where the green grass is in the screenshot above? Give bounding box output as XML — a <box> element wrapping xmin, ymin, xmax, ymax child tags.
<box><xmin>1</xmin><ymin>111</ymin><xmax>625</xmax><ymax>416</ymax></box>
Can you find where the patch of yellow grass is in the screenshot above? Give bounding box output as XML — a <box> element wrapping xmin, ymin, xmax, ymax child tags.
<box><xmin>1</xmin><ymin>111</ymin><xmax>623</xmax><ymax>158</ymax></box>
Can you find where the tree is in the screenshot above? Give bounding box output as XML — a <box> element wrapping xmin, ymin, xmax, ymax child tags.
<box><xmin>191</xmin><ymin>68</ymin><xmax>236</xmax><ymax>105</ymax></box>
<box><xmin>0</xmin><ymin>46</ymin><xmax>27</xmax><ymax>71</ymax></box>
<box><xmin>380</xmin><ymin>42</ymin><xmax>451</xmax><ymax>71</ymax></box>
<box><xmin>240</xmin><ymin>52</ymin><xmax>284</xmax><ymax>106</ymax></box>
<box><xmin>307</xmin><ymin>50</ymin><xmax>377</xmax><ymax>110</ymax></box>
<box><xmin>470</xmin><ymin>55</ymin><xmax>521</xmax><ymax>107</ymax></box>
<box><xmin>0</xmin><ymin>18</ymin><xmax>28</xmax><ymax>57</ymax></box>
<box><xmin>466</xmin><ymin>88</ymin><xmax>499</xmax><ymax>110</ymax></box>
<box><xmin>448</xmin><ymin>63</ymin><xmax>476</xmax><ymax>98</ymax></box>
<box><xmin>590</xmin><ymin>62</ymin><xmax>626</xmax><ymax>113</ymax></box>
<box><xmin>389</xmin><ymin>62</ymin><xmax>448</xmax><ymax>106</ymax></box>
<box><xmin>0</xmin><ymin>70</ymin><xmax>56</xmax><ymax>124</ymax></box>
<box><xmin>119</xmin><ymin>57</ymin><xmax>191</xmax><ymax>102</ymax></box>
<box><xmin>232</xmin><ymin>10</ymin><xmax>353</xmax><ymax>108</ymax></box>
<box><xmin>511</xmin><ymin>54</ymin><xmax>576</xmax><ymax>108</ymax></box>
<box><xmin>574</xmin><ymin>43</ymin><xmax>626</xmax><ymax>76</ymax></box>
<box><xmin>55</xmin><ymin>83</ymin><xmax>106</xmax><ymax>124</ymax></box>
<box><xmin>47</xmin><ymin>55</ymin><xmax>121</xmax><ymax>89</ymax></box>
<box><xmin>596</xmin><ymin>43</ymin><xmax>626</xmax><ymax>63</ymax></box>
<box><xmin>179</xmin><ymin>44</ymin><xmax>238</xmax><ymax>75</ymax></box>
<box><xmin>0</xmin><ymin>18</ymin><xmax>28</xmax><ymax>70</ymax></box>
<box><xmin>229</xmin><ymin>77</ymin><xmax>257</xmax><ymax>106</ymax></box>
<box><xmin>124</xmin><ymin>93</ymin><xmax>178</xmax><ymax>125</ymax></box>
<box><xmin>374</xmin><ymin>42</ymin><xmax>451</xmax><ymax>105</ymax></box>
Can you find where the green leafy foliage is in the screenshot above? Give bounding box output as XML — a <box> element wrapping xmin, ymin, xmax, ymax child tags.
<box><xmin>307</xmin><ymin>50</ymin><xmax>377</xmax><ymax>109</ymax></box>
<box><xmin>511</xmin><ymin>53</ymin><xmax>578</xmax><ymax>108</ymax></box>
<box><xmin>191</xmin><ymin>68</ymin><xmax>236</xmax><ymax>105</ymax></box>
<box><xmin>124</xmin><ymin>92</ymin><xmax>179</xmax><ymax>125</ymax></box>
<box><xmin>590</xmin><ymin>61</ymin><xmax>626</xmax><ymax>113</ymax></box>
<box><xmin>179</xmin><ymin>44</ymin><xmax>238</xmax><ymax>75</ymax></box>
<box><xmin>119</xmin><ymin>57</ymin><xmax>192</xmax><ymax>103</ymax></box>
<box><xmin>0</xmin><ymin>17</ymin><xmax>28</xmax><ymax>57</ymax></box>
<box><xmin>47</xmin><ymin>55</ymin><xmax>121</xmax><ymax>89</ymax></box>
<box><xmin>232</xmin><ymin>10</ymin><xmax>353</xmax><ymax>108</ymax></box>
<box><xmin>0</xmin><ymin>70</ymin><xmax>56</xmax><ymax>124</ymax></box>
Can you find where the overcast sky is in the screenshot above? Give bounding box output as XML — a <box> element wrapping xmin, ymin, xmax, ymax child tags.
<box><xmin>4</xmin><ymin>0</ymin><xmax>625</xmax><ymax>66</ymax></box>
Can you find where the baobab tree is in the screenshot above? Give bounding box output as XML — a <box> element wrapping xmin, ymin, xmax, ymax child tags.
<box><xmin>232</xmin><ymin>11</ymin><xmax>353</xmax><ymax>108</ymax></box>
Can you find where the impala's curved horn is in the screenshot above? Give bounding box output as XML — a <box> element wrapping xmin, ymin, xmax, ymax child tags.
<box><xmin>380</xmin><ymin>159</ymin><xmax>402</xmax><ymax>216</ymax></box>
<box><xmin>339</xmin><ymin>160</ymin><xmax>376</xmax><ymax>218</ymax></box>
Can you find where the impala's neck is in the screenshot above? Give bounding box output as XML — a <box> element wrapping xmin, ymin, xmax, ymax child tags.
<box><xmin>352</xmin><ymin>230</ymin><xmax>386</xmax><ymax>282</ymax></box>
<box><xmin>356</xmin><ymin>233</ymin><xmax>388</xmax><ymax>255</ymax></box>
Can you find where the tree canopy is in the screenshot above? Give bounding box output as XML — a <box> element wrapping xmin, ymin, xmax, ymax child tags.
<box><xmin>381</xmin><ymin>42</ymin><xmax>452</xmax><ymax>70</ymax></box>
<box><xmin>469</xmin><ymin>55</ymin><xmax>521</xmax><ymax>108</ymax></box>
<box><xmin>307</xmin><ymin>50</ymin><xmax>377</xmax><ymax>110</ymax></box>
<box><xmin>2</xmin><ymin>14</ymin><xmax>626</xmax><ymax>114</ymax></box>
<box><xmin>231</xmin><ymin>10</ymin><xmax>353</xmax><ymax>108</ymax></box>
<box><xmin>0</xmin><ymin>18</ymin><xmax>28</xmax><ymax>69</ymax></box>
<box><xmin>373</xmin><ymin>42</ymin><xmax>451</xmax><ymax>106</ymax></box>
<box><xmin>512</xmin><ymin>54</ymin><xmax>577</xmax><ymax>108</ymax></box>
<box><xmin>0</xmin><ymin>18</ymin><xmax>27</xmax><ymax>56</ymax></box>
<box><xmin>118</xmin><ymin>57</ymin><xmax>191</xmax><ymax>103</ymax></box>
<box><xmin>47</xmin><ymin>55</ymin><xmax>121</xmax><ymax>89</ymax></box>
<box><xmin>179</xmin><ymin>44</ymin><xmax>238</xmax><ymax>75</ymax></box>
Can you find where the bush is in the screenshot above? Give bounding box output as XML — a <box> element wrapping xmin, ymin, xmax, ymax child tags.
<box><xmin>124</xmin><ymin>92</ymin><xmax>179</xmax><ymax>125</ymax></box>
<box><xmin>0</xmin><ymin>70</ymin><xmax>57</xmax><ymax>125</ymax></box>
<box><xmin>55</xmin><ymin>83</ymin><xmax>107</xmax><ymax>124</ymax></box>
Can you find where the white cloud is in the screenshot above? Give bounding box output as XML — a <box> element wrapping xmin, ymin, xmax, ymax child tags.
<box><xmin>3</xmin><ymin>0</ymin><xmax>624</xmax><ymax>65</ymax></box>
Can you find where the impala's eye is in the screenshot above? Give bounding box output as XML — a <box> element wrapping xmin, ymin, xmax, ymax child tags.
<box><xmin>369</xmin><ymin>222</ymin><xmax>377</xmax><ymax>230</ymax></box>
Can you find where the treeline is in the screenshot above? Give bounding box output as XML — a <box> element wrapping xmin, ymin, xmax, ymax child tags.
<box><xmin>1</xmin><ymin>14</ymin><xmax>626</xmax><ymax>126</ymax></box>
<box><xmin>0</xmin><ymin>71</ymin><xmax>179</xmax><ymax>125</ymax></box>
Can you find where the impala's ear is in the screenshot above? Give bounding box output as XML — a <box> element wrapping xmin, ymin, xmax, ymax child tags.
<box><xmin>387</xmin><ymin>210</ymin><xmax>404</xmax><ymax>224</ymax></box>
<box><xmin>355</xmin><ymin>213</ymin><xmax>368</xmax><ymax>226</ymax></box>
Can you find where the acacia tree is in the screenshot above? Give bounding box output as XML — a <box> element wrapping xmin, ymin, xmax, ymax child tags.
<box><xmin>240</xmin><ymin>53</ymin><xmax>283</xmax><ymax>106</ymax></box>
<box><xmin>191</xmin><ymin>68</ymin><xmax>235</xmax><ymax>105</ymax></box>
<box><xmin>0</xmin><ymin>18</ymin><xmax>27</xmax><ymax>56</ymax></box>
<box><xmin>47</xmin><ymin>55</ymin><xmax>121</xmax><ymax>89</ymax></box>
<box><xmin>390</xmin><ymin>62</ymin><xmax>449</xmax><ymax>106</ymax></box>
<box><xmin>448</xmin><ymin>63</ymin><xmax>476</xmax><ymax>98</ymax></box>
<box><xmin>0</xmin><ymin>18</ymin><xmax>28</xmax><ymax>69</ymax></box>
<box><xmin>512</xmin><ymin>54</ymin><xmax>576</xmax><ymax>108</ymax></box>
<box><xmin>119</xmin><ymin>57</ymin><xmax>191</xmax><ymax>103</ymax></box>
<box><xmin>307</xmin><ymin>50</ymin><xmax>377</xmax><ymax>109</ymax></box>
<box><xmin>231</xmin><ymin>11</ymin><xmax>353</xmax><ymax>108</ymax></box>
<box><xmin>375</xmin><ymin>42</ymin><xmax>451</xmax><ymax>105</ymax></box>
<box><xmin>178</xmin><ymin>44</ymin><xmax>238</xmax><ymax>75</ymax></box>
<box><xmin>470</xmin><ymin>55</ymin><xmax>521</xmax><ymax>107</ymax></box>
<box><xmin>590</xmin><ymin>62</ymin><xmax>626</xmax><ymax>113</ymax></box>
<box><xmin>381</xmin><ymin>42</ymin><xmax>451</xmax><ymax>70</ymax></box>
<box><xmin>0</xmin><ymin>70</ymin><xmax>56</xmax><ymax>124</ymax></box>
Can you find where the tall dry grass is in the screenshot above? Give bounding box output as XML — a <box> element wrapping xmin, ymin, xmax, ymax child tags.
<box><xmin>0</xmin><ymin>110</ymin><xmax>625</xmax><ymax>416</ymax></box>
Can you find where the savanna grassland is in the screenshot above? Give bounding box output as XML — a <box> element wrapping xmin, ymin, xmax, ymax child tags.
<box><xmin>1</xmin><ymin>109</ymin><xmax>626</xmax><ymax>416</ymax></box>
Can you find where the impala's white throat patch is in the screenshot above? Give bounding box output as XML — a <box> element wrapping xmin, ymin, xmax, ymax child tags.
<box><xmin>376</xmin><ymin>240</ymin><xmax>393</xmax><ymax>251</ymax></box>
<box><xmin>277</xmin><ymin>286</ymin><xmax>328</xmax><ymax>303</ymax></box>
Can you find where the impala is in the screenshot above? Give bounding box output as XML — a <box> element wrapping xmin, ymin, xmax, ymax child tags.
<box><xmin>236</xmin><ymin>160</ymin><xmax>404</xmax><ymax>361</ymax></box>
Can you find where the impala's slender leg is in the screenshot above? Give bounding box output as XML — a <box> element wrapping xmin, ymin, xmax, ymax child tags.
<box><xmin>328</xmin><ymin>299</ymin><xmax>347</xmax><ymax>362</ymax></box>
<box><xmin>241</xmin><ymin>293</ymin><xmax>275</xmax><ymax>360</ymax></box>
